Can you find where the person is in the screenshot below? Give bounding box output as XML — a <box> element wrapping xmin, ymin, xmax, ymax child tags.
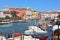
<box><xmin>51</xmin><ymin>29</ymin><xmax>60</xmax><ymax>40</ymax></box>
<box><xmin>51</xmin><ymin>25</ymin><xmax>60</xmax><ymax>40</ymax></box>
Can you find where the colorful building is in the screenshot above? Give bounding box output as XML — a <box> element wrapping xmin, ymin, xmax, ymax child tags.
<box><xmin>32</xmin><ymin>11</ymin><xmax>41</xmax><ymax>19</ymax></box>
<box><xmin>32</xmin><ymin>11</ymin><xmax>38</xmax><ymax>15</ymax></box>
<box><xmin>9</xmin><ymin>8</ymin><xmax>27</xmax><ymax>19</ymax></box>
<box><xmin>41</xmin><ymin>12</ymin><xmax>59</xmax><ymax>19</ymax></box>
<box><xmin>37</xmin><ymin>12</ymin><xmax>41</xmax><ymax>19</ymax></box>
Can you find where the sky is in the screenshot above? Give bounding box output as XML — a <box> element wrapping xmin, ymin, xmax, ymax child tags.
<box><xmin>0</xmin><ymin>0</ymin><xmax>60</xmax><ymax>12</ymax></box>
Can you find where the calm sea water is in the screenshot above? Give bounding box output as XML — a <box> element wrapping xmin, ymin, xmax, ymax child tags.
<box><xmin>0</xmin><ymin>20</ymin><xmax>39</xmax><ymax>33</ymax></box>
<box><xmin>0</xmin><ymin>20</ymin><xmax>52</xmax><ymax>40</ymax></box>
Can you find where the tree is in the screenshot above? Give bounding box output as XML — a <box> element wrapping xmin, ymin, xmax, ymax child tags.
<box><xmin>15</xmin><ymin>16</ymin><xmax>21</xmax><ymax>20</ymax></box>
<box><xmin>11</xmin><ymin>11</ymin><xmax>18</xmax><ymax>18</ymax></box>
<box><xmin>5</xmin><ymin>15</ymin><xmax>10</xmax><ymax>19</ymax></box>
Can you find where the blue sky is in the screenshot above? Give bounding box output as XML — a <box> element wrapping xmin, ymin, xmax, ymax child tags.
<box><xmin>0</xmin><ymin>0</ymin><xmax>60</xmax><ymax>12</ymax></box>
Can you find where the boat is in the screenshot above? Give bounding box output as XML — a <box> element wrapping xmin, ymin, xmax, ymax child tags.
<box><xmin>8</xmin><ymin>35</ymin><xmax>39</xmax><ymax>40</ymax></box>
<box><xmin>0</xmin><ymin>36</ymin><xmax>6</xmax><ymax>40</ymax></box>
<box><xmin>0</xmin><ymin>20</ymin><xmax>10</xmax><ymax>25</ymax></box>
<box><xmin>0</xmin><ymin>21</ymin><xmax>10</xmax><ymax>23</ymax></box>
<box><xmin>8</xmin><ymin>33</ymin><xmax>22</xmax><ymax>38</ymax></box>
<box><xmin>10</xmin><ymin>20</ymin><xmax>19</xmax><ymax>23</ymax></box>
<box><xmin>24</xmin><ymin>26</ymin><xmax>47</xmax><ymax>35</ymax></box>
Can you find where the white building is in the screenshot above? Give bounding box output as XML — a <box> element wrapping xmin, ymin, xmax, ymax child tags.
<box><xmin>4</xmin><ymin>14</ymin><xmax>12</xmax><ymax>17</ymax></box>
<box><xmin>41</xmin><ymin>12</ymin><xmax>59</xmax><ymax>19</ymax></box>
<box><xmin>0</xmin><ymin>11</ymin><xmax>12</xmax><ymax>18</ymax></box>
<box><xmin>26</xmin><ymin>7</ymin><xmax>32</xmax><ymax>16</ymax></box>
<box><xmin>0</xmin><ymin>11</ymin><xmax>5</xmax><ymax>18</ymax></box>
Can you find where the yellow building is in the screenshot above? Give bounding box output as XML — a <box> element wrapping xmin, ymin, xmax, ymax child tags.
<box><xmin>32</xmin><ymin>11</ymin><xmax>39</xmax><ymax>15</ymax></box>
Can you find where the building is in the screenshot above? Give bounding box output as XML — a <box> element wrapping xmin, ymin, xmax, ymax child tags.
<box><xmin>0</xmin><ymin>11</ymin><xmax>12</xmax><ymax>19</ymax></box>
<box><xmin>25</xmin><ymin>7</ymin><xmax>33</xmax><ymax>20</ymax></box>
<box><xmin>26</xmin><ymin>7</ymin><xmax>32</xmax><ymax>16</ymax></box>
<box><xmin>0</xmin><ymin>11</ymin><xmax>5</xmax><ymax>18</ymax></box>
<box><xmin>9</xmin><ymin>8</ymin><xmax>27</xmax><ymax>19</ymax></box>
<box><xmin>37</xmin><ymin>12</ymin><xmax>41</xmax><ymax>19</ymax></box>
<box><xmin>41</xmin><ymin>12</ymin><xmax>59</xmax><ymax>19</ymax></box>
<box><xmin>32</xmin><ymin>11</ymin><xmax>38</xmax><ymax>15</ymax></box>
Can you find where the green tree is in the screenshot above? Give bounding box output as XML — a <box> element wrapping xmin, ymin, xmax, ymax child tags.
<box><xmin>5</xmin><ymin>15</ymin><xmax>11</xmax><ymax>19</ymax></box>
<box><xmin>11</xmin><ymin>11</ymin><xmax>18</xmax><ymax>18</ymax></box>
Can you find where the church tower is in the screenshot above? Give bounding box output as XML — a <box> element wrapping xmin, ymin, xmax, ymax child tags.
<box><xmin>5</xmin><ymin>4</ymin><xmax>9</xmax><ymax>11</ymax></box>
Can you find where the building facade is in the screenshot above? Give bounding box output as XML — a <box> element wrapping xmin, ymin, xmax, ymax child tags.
<box><xmin>9</xmin><ymin>8</ymin><xmax>27</xmax><ymax>19</ymax></box>
<box><xmin>32</xmin><ymin>11</ymin><xmax>38</xmax><ymax>15</ymax></box>
<box><xmin>41</xmin><ymin>12</ymin><xmax>59</xmax><ymax>19</ymax></box>
<box><xmin>0</xmin><ymin>11</ymin><xmax>5</xmax><ymax>18</ymax></box>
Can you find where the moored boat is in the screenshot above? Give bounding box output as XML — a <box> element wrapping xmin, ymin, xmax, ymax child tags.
<box><xmin>24</xmin><ymin>26</ymin><xmax>47</xmax><ymax>35</ymax></box>
<box><xmin>0</xmin><ymin>36</ymin><xmax>6</xmax><ymax>40</ymax></box>
<box><xmin>0</xmin><ymin>20</ymin><xmax>10</xmax><ymax>25</ymax></box>
<box><xmin>8</xmin><ymin>34</ymin><xmax>39</xmax><ymax>40</ymax></box>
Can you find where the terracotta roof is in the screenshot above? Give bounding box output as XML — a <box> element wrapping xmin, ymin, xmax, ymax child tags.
<box><xmin>44</xmin><ymin>12</ymin><xmax>59</xmax><ymax>14</ymax></box>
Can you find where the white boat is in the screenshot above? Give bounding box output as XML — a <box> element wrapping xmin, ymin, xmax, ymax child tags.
<box><xmin>0</xmin><ymin>36</ymin><xmax>6</xmax><ymax>40</ymax></box>
<box><xmin>25</xmin><ymin>26</ymin><xmax>47</xmax><ymax>35</ymax></box>
<box><xmin>48</xmin><ymin>24</ymin><xmax>52</xmax><ymax>27</ymax></box>
<box><xmin>0</xmin><ymin>20</ymin><xmax>10</xmax><ymax>25</ymax></box>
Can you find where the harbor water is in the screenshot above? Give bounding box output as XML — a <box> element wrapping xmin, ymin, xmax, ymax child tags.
<box><xmin>0</xmin><ymin>20</ymin><xmax>39</xmax><ymax>33</ymax></box>
<box><xmin>0</xmin><ymin>20</ymin><xmax>52</xmax><ymax>40</ymax></box>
